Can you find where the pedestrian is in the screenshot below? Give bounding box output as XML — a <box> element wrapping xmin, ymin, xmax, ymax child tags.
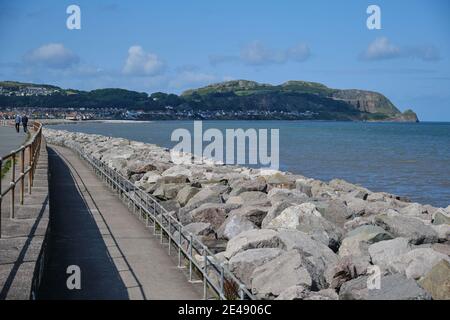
<box><xmin>22</xmin><ymin>114</ymin><xmax>28</xmax><ymax>133</ymax></box>
<box><xmin>15</xmin><ymin>114</ymin><xmax>21</xmax><ymax>133</ymax></box>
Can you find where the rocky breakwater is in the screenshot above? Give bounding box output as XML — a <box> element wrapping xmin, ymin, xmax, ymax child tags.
<box><xmin>43</xmin><ymin>128</ymin><xmax>450</xmax><ymax>300</ymax></box>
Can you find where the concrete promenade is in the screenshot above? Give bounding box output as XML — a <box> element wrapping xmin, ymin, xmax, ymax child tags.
<box><xmin>0</xmin><ymin>126</ymin><xmax>27</xmax><ymax>157</ymax></box>
<box><xmin>0</xmin><ymin>140</ymin><xmax>49</xmax><ymax>299</ymax></box>
<box><xmin>38</xmin><ymin>145</ymin><xmax>202</xmax><ymax>300</ymax></box>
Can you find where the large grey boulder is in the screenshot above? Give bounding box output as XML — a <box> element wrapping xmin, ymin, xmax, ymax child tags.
<box><xmin>228</xmin><ymin>248</ymin><xmax>283</xmax><ymax>288</ymax></box>
<box><xmin>176</xmin><ymin>185</ymin><xmax>200</xmax><ymax>207</ymax></box>
<box><xmin>229</xmin><ymin>177</ymin><xmax>267</xmax><ymax>196</ymax></box>
<box><xmin>277</xmin><ymin>230</ymin><xmax>340</xmax><ymax>289</ymax></box>
<box><xmin>368</xmin><ymin>237</ymin><xmax>411</xmax><ymax>271</ymax></box>
<box><xmin>338</xmin><ymin>225</ymin><xmax>393</xmax><ymax>276</ymax></box>
<box><xmin>251</xmin><ymin>250</ymin><xmax>312</xmax><ymax>299</ymax></box>
<box><xmin>431</xmin><ymin>224</ymin><xmax>450</xmax><ymax>242</ymax></box>
<box><xmin>261</xmin><ymin>202</ymin><xmax>294</xmax><ymax>228</ymax></box>
<box><xmin>295</xmin><ymin>179</ymin><xmax>313</xmax><ymax>197</ymax></box>
<box><xmin>217</xmin><ymin>214</ymin><xmax>258</xmax><ymax>240</ymax></box>
<box><xmin>227</xmin><ymin>206</ymin><xmax>269</xmax><ymax>227</ymax></box>
<box><xmin>266</xmin><ymin>188</ymin><xmax>309</xmax><ymax>205</ymax></box>
<box><xmin>312</xmin><ymin>199</ymin><xmax>352</xmax><ymax>228</ymax></box>
<box><xmin>153</xmin><ymin>183</ymin><xmax>186</xmax><ymax>200</ymax></box>
<box><xmin>188</xmin><ymin>203</ymin><xmax>230</xmax><ymax>230</ymax></box>
<box><xmin>184</xmin><ymin>187</ymin><xmax>224</xmax><ymax>211</ymax></box>
<box><xmin>375</xmin><ymin>212</ymin><xmax>439</xmax><ymax>244</ymax></box>
<box><xmin>275</xmin><ymin>286</ymin><xmax>338</xmax><ymax>300</ymax></box>
<box><xmin>388</xmin><ymin>248</ymin><xmax>450</xmax><ymax>280</ymax></box>
<box><xmin>339</xmin><ymin>274</ymin><xmax>431</xmax><ymax>300</ymax></box>
<box><xmin>267</xmin><ymin>203</ymin><xmax>342</xmax><ymax>250</ymax></box>
<box><xmin>162</xmin><ymin>165</ymin><xmax>192</xmax><ymax>178</ymax></box>
<box><xmin>224</xmin><ymin>229</ymin><xmax>281</xmax><ymax>259</ymax></box>
<box><xmin>263</xmin><ymin>172</ymin><xmax>296</xmax><ymax>190</ymax></box>
<box><xmin>432</xmin><ymin>209</ymin><xmax>450</xmax><ymax>225</ymax></box>
<box><xmin>418</xmin><ymin>260</ymin><xmax>450</xmax><ymax>300</ymax></box>
<box><xmin>226</xmin><ymin>191</ymin><xmax>270</xmax><ymax>207</ymax></box>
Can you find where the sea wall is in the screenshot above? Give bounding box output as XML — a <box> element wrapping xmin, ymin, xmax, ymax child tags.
<box><xmin>43</xmin><ymin>127</ymin><xmax>450</xmax><ymax>300</ymax></box>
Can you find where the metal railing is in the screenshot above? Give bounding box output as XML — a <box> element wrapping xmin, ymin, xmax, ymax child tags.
<box><xmin>0</xmin><ymin>121</ymin><xmax>43</xmax><ymax>238</ymax></box>
<box><xmin>69</xmin><ymin>143</ymin><xmax>256</xmax><ymax>300</ymax></box>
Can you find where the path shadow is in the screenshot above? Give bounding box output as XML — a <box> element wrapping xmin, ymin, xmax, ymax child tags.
<box><xmin>37</xmin><ymin>148</ymin><xmax>129</xmax><ymax>299</ymax></box>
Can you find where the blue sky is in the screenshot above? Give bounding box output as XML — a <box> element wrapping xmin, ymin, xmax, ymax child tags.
<box><xmin>0</xmin><ymin>0</ymin><xmax>449</xmax><ymax>120</ymax></box>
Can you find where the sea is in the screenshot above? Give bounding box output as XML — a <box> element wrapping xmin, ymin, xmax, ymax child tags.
<box><xmin>50</xmin><ymin>120</ymin><xmax>450</xmax><ymax>208</ymax></box>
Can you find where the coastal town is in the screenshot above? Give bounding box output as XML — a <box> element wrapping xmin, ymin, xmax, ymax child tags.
<box><xmin>0</xmin><ymin>106</ymin><xmax>320</xmax><ymax>121</ymax></box>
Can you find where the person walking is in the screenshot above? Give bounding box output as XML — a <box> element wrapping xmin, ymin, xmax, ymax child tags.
<box><xmin>21</xmin><ymin>114</ymin><xmax>28</xmax><ymax>133</ymax></box>
<box><xmin>15</xmin><ymin>114</ymin><xmax>21</xmax><ymax>133</ymax></box>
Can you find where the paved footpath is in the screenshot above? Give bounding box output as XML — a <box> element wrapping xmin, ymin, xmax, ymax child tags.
<box><xmin>0</xmin><ymin>126</ymin><xmax>27</xmax><ymax>157</ymax></box>
<box><xmin>38</xmin><ymin>145</ymin><xmax>202</xmax><ymax>300</ymax></box>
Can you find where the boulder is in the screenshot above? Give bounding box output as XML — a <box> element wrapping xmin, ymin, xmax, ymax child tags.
<box><xmin>224</xmin><ymin>229</ymin><xmax>281</xmax><ymax>259</ymax></box>
<box><xmin>399</xmin><ymin>203</ymin><xmax>430</xmax><ymax>218</ymax></box>
<box><xmin>251</xmin><ymin>250</ymin><xmax>312</xmax><ymax>299</ymax></box>
<box><xmin>338</xmin><ymin>225</ymin><xmax>393</xmax><ymax>276</ymax></box>
<box><xmin>266</xmin><ymin>188</ymin><xmax>309</xmax><ymax>205</ymax></box>
<box><xmin>431</xmin><ymin>224</ymin><xmax>450</xmax><ymax>242</ymax></box>
<box><xmin>226</xmin><ymin>191</ymin><xmax>270</xmax><ymax>207</ymax></box>
<box><xmin>261</xmin><ymin>202</ymin><xmax>294</xmax><ymax>228</ymax></box>
<box><xmin>228</xmin><ymin>248</ymin><xmax>284</xmax><ymax>288</ymax></box>
<box><xmin>368</xmin><ymin>237</ymin><xmax>411</xmax><ymax>271</ymax></box>
<box><xmin>159</xmin><ymin>199</ymin><xmax>181</xmax><ymax>214</ymax></box>
<box><xmin>217</xmin><ymin>214</ymin><xmax>258</xmax><ymax>240</ymax></box>
<box><xmin>312</xmin><ymin>199</ymin><xmax>352</xmax><ymax>228</ymax></box>
<box><xmin>418</xmin><ymin>260</ymin><xmax>450</xmax><ymax>300</ymax></box>
<box><xmin>275</xmin><ymin>286</ymin><xmax>338</xmax><ymax>300</ymax></box>
<box><xmin>176</xmin><ymin>185</ymin><xmax>200</xmax><ymax>207</ymax></box>
<box><xmin>183</xmin><ymin>222</ymin><xmax>215</xmax><ymax>237</ymax></box>
<box><xmin>155</xmin><ymin>175</ymin><xmax>190</xmax><ymax>185</ymax></box>
<box><xmin>339</xmin><ymin>274</ymin><xmax>431</xmax><ymax>300</ymax></box>
<box><xmin>229</xmin><ymin>177</ymin><xmax>267</xmax><ymax>196</ymax></box>
<box><xmin>375</xmin><ymin>212</ymin><xmax>439</xmax><ymax>244</ymax></box>
<box><xmin>184</xmin><ymin>187</ymin><xmax>223</xmax><ymax>210</ymax></box>
<box><xmin>189</xmin><ymin>203</ymin><xmax>230</xmax><ymax>230</ymax></box>
<box><xmin>432</xmin><ymin>243</ymin><xmax>450</xmax><ymax>256</ymax></box>
<box><xmin>432</xmin><ymin>209</ymin><xmax>450</xmax><ymax>225</ymax></box>
<box><xmin>388</xmin><ymin>248</ymin><xmax>450</xmax><ymax>280</ymax></box>
<box><xmin>162</xmin><ymin>165</ymin><xmax>192</xmax><ymax>177</ymax></box>
<box><xmin>277</xmin><ymin>230</ymin><xmax>340</xmax><ymax>289</ymax></box>
<box><xmin>226</xmin><ymin>206</ymin><xmax>269</xmax><ymax>228</ymax></box>
<box><xmin>263</xmin><ymin>172</ymin><xmax>296</xmax><ymax>190</ymax></box>
<box><xmin>295</xmin><ymin>179</ymin><xmax>313</xmax><ymax>197</ymax></box>
<box><xmin>267</xmin><ymin>203</ymin><xmax>342</xmax><ymax>250</ymax></box>
<box><xmin>153</xmin><ymin>183</ymin><xmax>186</xmax><ymax>200</ymax></box>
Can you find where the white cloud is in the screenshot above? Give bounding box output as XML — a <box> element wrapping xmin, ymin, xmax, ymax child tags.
<box><xmin>23</xmin><ymin>43</ymin><xmax>79</xmax><ymax>69</ymax></box>
<box><xmin>211</xmin><ymin>41</ymin><xmax>311</xmax><ymax>66</ymax></box>
<box><xmin>362</xmin><ymin>37</ymin><xmax>401</xmax><ymax>60</ymax></box>
<box><xmin>362</xmin><ymin>37</ymin><xmax>440</xmax><ymax>61</ymax></box>
<box><xmin>123</xmin><ymin>45</ymin><xmax>165</xmax><ymax>76</ymax></box>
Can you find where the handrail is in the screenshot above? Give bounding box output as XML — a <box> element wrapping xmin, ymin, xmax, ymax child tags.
<box><xmin>0</xmin><ymin>121</ymin><xmax>43</xmax><ymax>238</ymax></box>
<box><xmin>68</xmin><ymin>143</ymin><xmax>256</xmax><ymax>300</ymax></box>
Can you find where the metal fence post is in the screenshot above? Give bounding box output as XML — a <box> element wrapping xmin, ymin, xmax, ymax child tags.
<box><xmin>203</xmin><ymin>246</ymin><xmax>208</xmax><ymax>300</ymax></box>
<box><xmin>27</xmin><ymin>145</ymin><xmax>31</xmax><ymax>194</ymax></box>
<box><xmin>20</xmin><ymin>147</ymin><xmax>25</xmax><ymax>205</ymax></box>
<box><xmin>220</xmin><ymin>263</ymin><xmax>225</xmax><ymax>300</ymax></box>
<box><xmin>189</xmin><ymin>234</ymin><xmax>193</xmax><ymax>282</ymax></box>
<box><xmin>178</xmin><ymin>226</ymin><xmax>182</xmax><ymax>268</ymax></box>
<box><xmin>10</xmin><ymin>152</ymin><xmax>16</xmax><ymax>219</ymax></box>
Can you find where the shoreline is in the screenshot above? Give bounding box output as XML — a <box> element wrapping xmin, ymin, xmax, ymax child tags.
<box><xmin>42</xmin><ymin>127</ymin><xmax>450</xmax><ymax>300</ymax></box>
